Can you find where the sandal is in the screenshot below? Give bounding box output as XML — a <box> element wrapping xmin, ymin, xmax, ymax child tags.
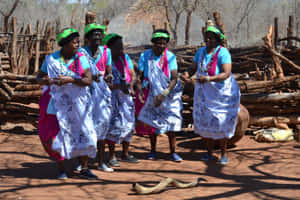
<box><xmin>108</xmin><ymin>158</ymin><xmax>120</xmax><ymax>167</ymax></box>
<box><xmin>121</xmin><ymin>155</ymin><xmax>139</xmax><ymax>163</ymax></box>
<box><xmin>200</xmin><ymin>153</ymin><xmax>217</xmax><ymax>161</ymax></box>
<box><xmin>219</xmin><ymin>156</ymin><xmax>228</xmax><ymax>165</ymax></box>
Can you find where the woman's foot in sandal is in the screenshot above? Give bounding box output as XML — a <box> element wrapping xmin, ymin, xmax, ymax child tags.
<box><xmin>121</xmin><ymin>155</ymin><xmax>139</xmax><ymax>163</ymax></box>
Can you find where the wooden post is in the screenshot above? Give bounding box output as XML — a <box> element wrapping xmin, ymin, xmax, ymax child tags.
<box><xmin>18</xmin><ymin>23</ymin><xmax>26</xmax><ymax>75</ymax></box>
<box><xmin>287</xmin><ymin>15</ymin><xmax>294</xmax><ymax>48</ymax></box>
<box><xmin>152</xmin><ymin>25</ymin><xmax>156</xmax><ymax>32</ymax></box>
<box><xmin>213</xmin><ymin>12</ymin><xmax>228</xmax><ymax>47</ymax></box>
<box><xmin>102</xmin><ymin>18</ymin><xmax>110</xmax><ymax>35</ymax></box>
<box><xmin>262</xmin><ymin>25</ymin><xmax>284</xmax><ymax>79</ymax></box>
<box><xmin>11</xmin><ymin>17</ymin><xmax>17</xmax><ymax>73</ymax></box>
<box><xmin>44</xmin><ymin>22</ymin><xmax>52</xmax><ymax>51</ymax></box>
<box><xmin>34</xmin><ymin>21</ymin><xmax>41</xmax><ymax>73</ymax></box>
<box><xmin>85</xmin><ymin>11</ymin><xmax>96</xmax><ymax>25</ymax></box>
<box><xmin>185</xmin><ymin>11</ymin><xmax>192</xmax><ymax>45</ymax></box>
<box><xmin>274</xmin><ymin>17</ymin><xmax>278</xmax><ymax>50</ymax></box>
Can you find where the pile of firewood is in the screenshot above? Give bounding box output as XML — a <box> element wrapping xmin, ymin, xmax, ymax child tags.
<box><xmin>0</xmin><ymin>73</ymin><xmax>41</xmax><ymax>126</ymax></box>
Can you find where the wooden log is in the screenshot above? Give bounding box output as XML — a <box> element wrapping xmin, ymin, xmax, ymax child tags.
<box><xmin>0</xmin><ymin>111</ymin><xmax>38</xmax><ymax>123</ymax></box>
<box><xmin>262</xmin><ymin>26</ymin><xmax>283</xmax><ymax>78</ymax></box>
<box><xmin>0</xmin><ymin>103</ymin><xmax>39</xmax><ymax>114</ymax></box>
<box><xmin>14</xmin><ymin>84</ymin><xmax>42</xmax><ymax>91</ymax></box>
<box><xmin>238</xmin><ymin>75</ymin><xmax>300</xmax><ymax>92</ymax></box>
<box><xmin>246</xmin><ymin>104</ymin><xmax>300</xmax><ymax>115</ymax></box>
<box><xmin>264</xmin><ymin>46</ymin><xmax>300</xmax><ymax>72</ymax></box>
<box><xmin>0</xmin><ymin>87</ymin><xmax>11</xmax><ymax>100</ymax></box>
<box><xmin>0</xmin><ymin>82</ymin><xmax>14</xmax><ymax>96</ymax></box>
<box><xmin>250</xmin><ymin>115</ymin><xmax>300</xmax><ymax>127</ymax></box>
<box><xmin>0</xmin><ymin>117</ymin><xmax>38</xmax><ymax>127</ymax></box>
<box><xmin>0</xmin><ymin>73</ymin><xmax>37</xmax><ymax>82</ymax></box>
<box><xmin>12</xmin><ymin>90</ymin><xmax>42</xmax><ymax>98</ymax></box>
<box><xmin>241</xmin><ymin>92</ymin><xmax>300</xmax><ymax>104</ymax></box>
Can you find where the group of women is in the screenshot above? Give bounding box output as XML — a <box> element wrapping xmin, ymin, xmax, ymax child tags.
<box><xmin>37</xmin><ymin>22</ymin><xmax>240</xmax><ymax>180</ymax></box>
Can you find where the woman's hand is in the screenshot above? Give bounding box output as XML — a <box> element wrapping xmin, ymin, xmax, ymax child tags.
<box><xmin>197</xmin><ymin>75</ymin><xmax>210</xmax><ymax>84</ymax></box>
<box><xmin>154</xmin><ymin>93</ymin><xmax>165</xmax><ymax>107</ymax></box>
<box><xmin>93</xmin><ymin>74</ymin><xmax>101</xmax><ymax>82</ymax></box>
<box><xmin>104</xmin><ymin>73</ymin><xmax>113</xmax><ymax>88</ymax></box>
<box><xmin>179</xmin><ymin>71</ymin><xmax>192</xmax><ymax>83</ymax></box>
<box><xmin>53</xmin><ymin>75</ymin><xmax>73</xmax><ymax>86</ymax></box>
<box><xmin>129</xmin><ymin>85</ymin><xmax>135</xmax><ymax>97</ymax></box>
<box><xmin>137</xmin><ymin>90</ymin><xmax>145</xmax><ymax>104</ymax></box>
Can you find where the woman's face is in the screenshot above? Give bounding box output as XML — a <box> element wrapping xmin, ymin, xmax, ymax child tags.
<box><xmin>64</xmin><ymin>36</ymin><xmax>80</xmax><ymax>56</ymax></box>
<box><xmin>205</xmin><ymin>32</ymin><xmax>218</xmax><ymax>48</ymax></box>
<box><xmin>152</xmin><ymin>38</ymin><xmax>167</xmax><ymax>56</ymax></box>
<box><xmin>110</xmin><ymin>38</ymin><xmax>123</xmax><ymax>58</ymax></box>
<box><xmin>89</xmin><ymin>30</ymin><xmax>104</xmax><ymax>46</ymax></box>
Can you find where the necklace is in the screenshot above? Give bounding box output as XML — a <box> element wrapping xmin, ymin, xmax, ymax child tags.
<box><xmin>59</xmin><ymin>52</ymin><xmax>77</xmax><ymax>76</ymax></box>
<box><xmin>200</xmin><ymin>47</ymin><xmax>217</xmax><ymax>73</ymax></box>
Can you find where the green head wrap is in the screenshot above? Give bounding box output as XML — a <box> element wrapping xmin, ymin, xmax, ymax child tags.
<box><xmin>206</xmin><ymin>26</ymin><xmax>226</xmax><ymax>40</ymax></box>
<box><xmin>84</xmin><ymin>23</ymin><xmax>106</xmax><ymax>36</ymax></box>
<box><xmin>56</xmin><ymin>28</ymin><xmax>79</xmax><ymax>44</ymax></box>
<box><xmin>151</xmin><ymin>32</ymin><xmax>170</xmax><ymax>40</ymax></box>
<box><xmin>102</xmin><ymin>33</ymin><xmax>122</xmax><ymax>45</ymax></box>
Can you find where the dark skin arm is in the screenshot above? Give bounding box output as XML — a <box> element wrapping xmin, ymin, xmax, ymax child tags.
<box><xmin>197</xmin><ymin>63</ymin><xmax>232</xmax><ymax>83</ymax></box>
<box><xmin>104</xmin><ymin>64</ymin><xmax>113</xmax><ymax>88</ymax></box>
<box><xmin>52</xmin><ymin>68</ymin><xmax>92</xmax><ymax>86</ymax></box>
<box><xmin>128</xmin><ymin>68</ymin><xmax>136</xmax><ymax>96</ymax></box>
<box><xmin>136</xmin><ymin>69</ymin><xmax>145</xmax><ymax>103</ymax></box>
<box><xmin>36</xmin><ymin>70</ymin><xmax>53</xmax><ymax>85</ymax></box>
<box><xmin>181</xmin><ymin>62</ymin><xmax>232</xmax><ymax>84</ymax></box>
<box><xmin>112</xmin><ymin>69</ymin><xmax>136</xmax><ymax>96</ymax></box>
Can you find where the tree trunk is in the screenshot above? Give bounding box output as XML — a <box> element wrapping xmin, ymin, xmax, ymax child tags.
<box><xmin>185</xmin><ymin>11</ymin><xmax>192</xmax><ymax>45</ymax></box>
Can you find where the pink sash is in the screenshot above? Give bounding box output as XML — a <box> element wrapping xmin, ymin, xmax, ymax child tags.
<box><xmin>68</xmin><ymin>52</ymin><xmax>85</xmax><ymax>77</ymax></box>
<box><xmin>207</xmin><ymin>46</ymin><xmax>222</xmax><ymax>76</ymax></box>
<box><xmin>95</xmin><ymin>45</ymin><xmax>108</xmax><ymax>74</ymax></box>
<box><xmin>115</xmin><ymin>54</ymin><xmax>131</xmax><ymax>83</ymax></box>
<box><xmin>135</xmin><ymin>49</ymin><xmax>170</xmax><ymax>135</ymax></box>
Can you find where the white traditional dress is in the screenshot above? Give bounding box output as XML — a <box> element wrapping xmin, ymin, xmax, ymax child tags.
<box><xmin>81</xmin><ymin>46</ymin><xmax>112</xmax><ymax>141</ymax></box>
<box><xmin>193</xmin><ymin>46</ymin><xmax>240</xmax><ymax>139</ymax></box>
<box><xmin>106</xmin><ymin>54</ymin><xmax>135</xmax><ymax>143</ymax></box>
<box><xmin>46</xmin><ymin>51</ymin><xmax>97</xmax><ymax>159</ymax></box>
<box><xmin>138</xmin><ymin>50</ymin><xmax>183</xmax><ymax>133</ymax></box>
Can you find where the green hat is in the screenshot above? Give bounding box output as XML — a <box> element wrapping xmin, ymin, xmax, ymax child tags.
<box><xmin>56</xmin><ymin>28</ymin><xmax>79</xmax><ymax>44</ymax></box>
<box><xmin>102</xmin><ymin>33</ymin><xmax>122</xmax><ymax>45</ymax></box>
<box><xmin>151</xmin><ymin>32</ymin><xmax>170</xmax><ymax>40</ymax></box>
<box><xmin>84</xmin><ymin>23</ymin><xmax>106</xmax><ymax>36</ymax></box>
<box><xmin>206</xmin><ymin>26</ymin><xmax>226</xmax><ymax>40</ymax></box>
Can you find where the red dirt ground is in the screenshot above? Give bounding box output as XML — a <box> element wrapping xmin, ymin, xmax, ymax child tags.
<box><xmin>0</xmin><ymin>122</ymin><xmax>299</xmax><ymax>200</ymax></box>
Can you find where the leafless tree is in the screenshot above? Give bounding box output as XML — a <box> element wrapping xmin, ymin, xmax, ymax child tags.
<box><xmin>183</xmin><ymin>0</ymin><xmax>200</xmax><ymax>45</ymax></box>
<box><xmin>0</xmin><ymin>0</ymin><xmax>20</xmax><ymax>32</ymax></box>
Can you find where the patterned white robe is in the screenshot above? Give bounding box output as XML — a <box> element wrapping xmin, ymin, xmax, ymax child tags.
<box><xmin>138</xmin><ymin>58</ymin><xmax>183</xmax><ymax>133</ymax></box>
<box><xmin>82</xmin><ymin>48</ymin><xmax>112</xmax><ymax>141</ymax></box>
<box><xmin>46</xmin><ymin>55</ymin><xmax>97</xmax><ymax>159</ymax></box>
<box><xmin>193</xmin><ymin>50</ymin><xmax>240</xmax><ymax>139</ymax></box>
<box><xmin>106</xmin><ymin>64</ymin><xmax>135</xmax><ymax>143</ymax></box>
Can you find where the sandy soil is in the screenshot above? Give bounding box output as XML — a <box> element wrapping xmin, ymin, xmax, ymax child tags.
<box><xmin>0</xmin><ymin>122</ymin><xmax>299</xmax><ymax>200</ymax></box>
